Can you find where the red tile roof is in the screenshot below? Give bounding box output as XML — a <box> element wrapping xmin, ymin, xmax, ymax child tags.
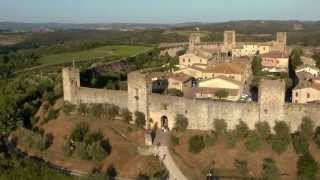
<box><xmin>169</xmin><ymin>73</ymin><xmax>193</xmax><ymax>83</ymax></box>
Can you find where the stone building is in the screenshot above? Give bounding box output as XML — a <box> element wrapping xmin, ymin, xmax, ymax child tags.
<box><xmin>296</xmin><ymin>65</ymin><xmax>320</xmax><ymax>78</ymax></box>
<box><xmin>293</xmin><ymin>64</ymin><xmax>320</xmax><ymax>104</ymax></box>
<box><xmin>177</xmin><ymin>30</ymin><xmax>287</xmax><ymax>69</ymax></box>
<box><xmin>224</xmin><ymin>30</ymin><xmax>236</xmax><ymax>50</ymax></box>
<box><xmin>196</xmin><ymin>76</ymin><xmax>242</xmax><ymax>101</ymax></box>
<box><xmin>292</xmin><ymin>81</ymin><xmax>320</xmax><ymax>104</ymax></box>
<box><xmin>167</xmin><ymin>73</ymin><xmax>193</xmax><ymax>93</ymax></box>
<box><xmin>261</xmin><ymin>51</ymin><xmax>289</xmax><ymax>72</ymax></box>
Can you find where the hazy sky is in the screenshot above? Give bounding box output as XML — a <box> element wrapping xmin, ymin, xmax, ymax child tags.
<box><xmin>0</xmin><ymin>0</ymin><xmax>319</xmax><ymax>23</ymax></box>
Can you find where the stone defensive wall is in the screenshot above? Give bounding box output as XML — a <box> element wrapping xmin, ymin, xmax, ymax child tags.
<box><xmin>284</xmin><ymin>103</ymin><xmax>320</xmax><ymax>131</ymax></box>
<box><xmin>77</xmin><ymin>87</ymin><xmax>128</xmax><ymax>109</ymax></box>
<box><xmin>149</xmin><ymin>93</ymin><xmax>259</xmax><ymax>131</ymax></box>
<box><xmin>63</xmin><ymin>67</ymin><xmax>320</xmax><ymax>132</ymax></box>
<box><xmin>149</xmin><ymin>93</ymin><xmax>320</xmax><ymax>132</ymax></box>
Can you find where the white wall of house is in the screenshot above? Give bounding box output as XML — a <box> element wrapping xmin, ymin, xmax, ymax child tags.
<box><xmin>198</xmin><ymin>78</ymin><xmax>240</xmax><ymax>89</ymax></box>
<box><xmin>179</xmin><ymin>54</ymin><xmax>208</xmax><ymax>68</ymax></box>
<box><xmin>292</xmin><ymin>87</ymin><xmax>320</xmax><ymax>104</ymax></box>
<box><xmin>296</xmin><ymin>67</ymin><xmax>320</xmax><ymax>77</ymax></box>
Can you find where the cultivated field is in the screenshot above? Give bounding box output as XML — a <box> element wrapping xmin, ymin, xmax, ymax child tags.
<box><xmin>0</xmin><ymin>34</ymin><xmax>26</xmax><ymax>45</ymax></box>
<box><xmin>39</xmin><ymin>45</ymin><xmax>151</xmax><ymax>65</ymax></box>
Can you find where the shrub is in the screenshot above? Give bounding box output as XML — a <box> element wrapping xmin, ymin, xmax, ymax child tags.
<box><xmin>63</xmin><ymin>103</ymin><xmax>76</xmax><ymax>115</ymax></box>
<box><xmin>84</xmin><ymin>130</ymin><xmax>104</xmax><ymax>145</ymax></box>
<box><xmin>297</xmin><ymin>153</ymin><xmax>318</xmax><ymax>180</ymax></box>
<box><xmin>245</xmin><ymin>131</ymin><xmax>262</xmax><ymax>152</ymax></box>
<box><xmin>70</xmin><ymin>122</ymin><xmax>89</xmax><ymax>142</ymax></box>
<box><xmin>313</xmin><ymin>127</ymin><xmax>320</xmax><ymax>149</ymax></box>
<box><xmin>225</xmin><ymin>131</ymin><xmax>237</xmax><ymax>148</ymax></box>
<box><xmin>255</xmin><ymin>121</ymin><xmax>271</xmax><ymax>141</ymax></box>
<box><xmin>90</xmin><ymin>104</ymin><xmax>104</xmax><ymax>118</ymax></box>
<box><xmin>214</xmin><ymin>119</ymin><xmax>227</xmax><ymax>137</ymax></box>
<box><xmin>78</xmin><ymin>104</ymin><xmax>88</xmax><ymax>116</ymax></box>
<box><xmin>271</xmin><ymin>135</ymin><xmax>289</xmax><ymax>155</ymax></box>
<box><xmin>204</xmin><ymin>132</ymin><xmax>217</xmax><ymax>147</ymax></box>
<box><xmin>188</xmin><ymin>135</ymin><xmax>205</xmax><ymax>154</ymax></box>
<box><xmin>120</xmin><ymin>108</ymin><xmax>132</xmax><ymax>123</ymax></box>
<box><xmin>214</xmin><ymin>89</ymin><xmax>228</xmax><ymax>99</ymax></box>
<box><xmin>234</xmin><ymin>159</ymin><xmax>248</xmax><ymax>176</ymax></box>
<box><xmin>261</xmin><ymin>158</ymin><xmax>281</xmax><ymax>180</ymax></box>
<box><xmin>252</xmin><ymin>56</ymin><xmax>262</xmax><ymax>75</ymax></box>
<box><xmin>100</xmin><ymin>139</ymin><xmax>112</xmax><ymax>155</ymax></box>
<box><xmin>292</xmin><ymin>132</ymin><xmax>309</xmax><ymax>155</ymax></box>
<box><xmin>42</xmin><ymin>101</ymin><xmax>50</xmax><ymax>111</ymax></box>
<box><xmin>106</xmin><ymin>165</ymin><xmax>117</xmax><ymax>179</ymax></box>
<box><xmin>45</xmin><ymin>108</ymin><xmax>58</xmax><ymax>121</ymax></box>
<box><xmin>271</xmin><ymin>121</ymin><xmax>291</xmax><ymax>154</ymax></box>
<box><xmin>174</xmin><ymin>114</ymin><xmax>188</xmax><ymax>132</ymax></box>
<box><xmin>104</xmin><ymin>104</ymin><xmax>119</xmax><ymax>120</ymax></box>
<box><xmin>19</xmin><ymin>129</ymin><xmax>52</xmax><ymax>151</ymax></box>
<box><xmin>170</xmin><ymin>134</ymin><xmax>180</xmax><ymax>146</ymax></box>
<box><xmin>75</xmin><ymin>142</ymin><xmax>90</xmax><ymax>160</ymax></box>
<box><xmin>135</xmin><ymin>111</ymin><xmax>146</xmax><ymax>128</ymax></box>
<box><xmin>300</xmin><ymin>117</ymin><xmax>314</xmax><ymax>140</ymax></box>
<box><xmin>87</xmin><ymin>142</ymin><xmax>107</xmax><ymax>161</ymax></box>
<box><xmin>61</xmin><ymin>141</ymin><xmax>73</xmax><ymax>156</ymax></box>
<box><xmin>235</xmin><ymin>120</ymin><xmax>250</xmax><ymax>139</ymax></box>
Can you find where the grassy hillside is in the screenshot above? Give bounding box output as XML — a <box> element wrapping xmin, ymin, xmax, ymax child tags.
<box><xmin>39</xmin><ymin>45</ymin><xmax>150</xmax><ymax>65</ymax></box>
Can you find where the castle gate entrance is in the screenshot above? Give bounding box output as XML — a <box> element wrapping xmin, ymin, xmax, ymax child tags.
<box><xmin>161</xmin><ymin>116</ymin><xmax>169</xmax><ymax>131</ymax></box>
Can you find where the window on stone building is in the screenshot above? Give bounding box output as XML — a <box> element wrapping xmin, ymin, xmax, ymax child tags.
<box><xmin>307</xmin><ymin>93</ymin><xmax>310</xmax><ymax>98</ymax></box>
<box><xmin>296</xmin><ymin>92</ymin><xmax>298</xmax><ymax>97</ymax></box>
<box><xmin>188</xmin><ymin>59</ymin><xmax>191</xmax><ymax>63</ymax></box>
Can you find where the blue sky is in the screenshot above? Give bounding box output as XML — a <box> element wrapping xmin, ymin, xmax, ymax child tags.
<box><xmin>0</xmin><ymin>0</ymin><xmax>319</xmax><ymax>23</ymax></box>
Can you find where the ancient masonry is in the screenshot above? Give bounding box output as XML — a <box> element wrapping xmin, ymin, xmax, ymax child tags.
<box><xmin>63</xmin><ymin>67</ymin><xmax>320</xmax><ymax>132</ymax></box>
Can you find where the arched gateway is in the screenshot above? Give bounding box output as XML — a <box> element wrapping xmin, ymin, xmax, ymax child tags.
<box><xmin>161</xmin><ymin>116</ymin><xmax>169</xmax><ymax>130</ymax></box>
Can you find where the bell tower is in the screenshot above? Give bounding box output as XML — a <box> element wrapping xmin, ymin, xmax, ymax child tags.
<box><xmin>189</xmin><ymin>33</ymin><xmax>201</xmax><ymax>50</ymax></box>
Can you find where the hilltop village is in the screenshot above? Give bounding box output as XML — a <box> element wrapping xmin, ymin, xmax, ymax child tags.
<box><xmin>63</xmin><ymin>30</ymin><xmax>320</xmax><ymax>133</ymax></box>
<box><xmin>161</xmin><ymin>31</ymin><xmax>320</xmax><ymax>104</ymax></box>
<box><xmin>60</xmin><ymin>30</ymin><xmax>320</xmax><ymax>179</ymax></box>
<box><xmin>167</xmin><ymin>31</ymin><xmax>288</xmax><ymax>102</ymax></box>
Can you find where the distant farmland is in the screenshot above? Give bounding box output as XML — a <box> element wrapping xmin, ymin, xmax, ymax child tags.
<box><xmin>39</xmin><ymin>45</ymin><xmax>151</xmax><ymax>65</ymax></box>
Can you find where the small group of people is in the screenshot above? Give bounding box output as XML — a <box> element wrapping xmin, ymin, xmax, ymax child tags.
<box><xmin>161</xmin><ymin>126</ymin><xmax>168</xmax><ymax>132</ymax></box>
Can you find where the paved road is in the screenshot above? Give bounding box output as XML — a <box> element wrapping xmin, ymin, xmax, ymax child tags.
<box><xmin>153</xmin><ymin>146</ymin><xmax>188</xmax><ymax>180</ymax></box>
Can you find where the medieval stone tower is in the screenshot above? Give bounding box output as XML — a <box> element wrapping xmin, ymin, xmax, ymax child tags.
<box><xmin>276</xmin><ymin>32</ymin><xmax>287</xmax><ymax>52</ymax></box>
<box><xmin>127</xmin><ymin>71</ymin><xmax>152</xmax><ymax>128</ymax></box>
<box><xmin>224</xmin><ymin>30</ymin><xmax>236</xmax><ymax>50</ymax></box>
<box><xmin>189</xmin><ymin>33</ymin><xmax>201</xmax><ymax>50</ymax></box>
<box><xmin>62</xmin><ymin>67</ymin><xmax>80</xmax><ymax>104</ymax></box>
<box><xmin>258</xmin><ymin>79</ymin><xmax>286</xmax><ymax>127</ymax></box>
